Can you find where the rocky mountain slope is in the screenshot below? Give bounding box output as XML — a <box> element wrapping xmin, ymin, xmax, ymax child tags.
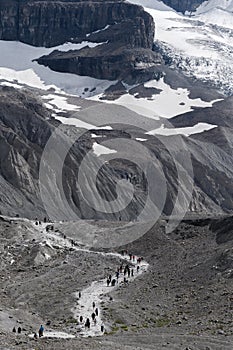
<box><xmin>0</xmin><ymin>84</ymin><xmax>233</xmax><ymax>221</ymax></box>
<box><xmin>0</xmin><ymin>0</ymin><xmax>232</xmax><ymax>221</ymax></box>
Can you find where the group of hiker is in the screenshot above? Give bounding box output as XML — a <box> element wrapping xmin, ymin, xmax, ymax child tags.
<box><xmin>77</xmin><ymin>298</ymin><xmax>104</xmax><ymax>334</ymax></box>
<box><xmin>13</xmin><ymin>325</ymin><xmax>44</xmax><ymax>339</ymax></box>
<box><xmin>35</xmin><ymin>217</ymin><xmax>49</xmax><ymax>226</ymax></box>
<box><xmin>106</xmin><ymin>251</ymin><xmax>143</xmax><ymax>286</ymax></box>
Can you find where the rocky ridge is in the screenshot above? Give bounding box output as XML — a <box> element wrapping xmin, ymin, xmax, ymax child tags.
<box><xmin>0</xmin><ymin>0</ymin><xmax>160</xmax><ymax>82</ymax></box>
<box><xmin>0</xmin><ymin>85</ymin><xmax>233</xmax><ymax>220</ymax></box>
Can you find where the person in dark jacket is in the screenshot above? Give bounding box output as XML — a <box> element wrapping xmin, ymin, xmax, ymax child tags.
<box><xmin>39</xmin><ymin>325</ymin><xmax>44</xmax><ymax>337</ymax></box>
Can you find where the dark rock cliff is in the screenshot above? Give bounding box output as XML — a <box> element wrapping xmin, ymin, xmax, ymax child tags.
<box><xmin>162</xmin><ymin>0</ymin><xmax>205</xmax><ymax>13</ymax></box>
<box><xmin>36</xmin><ymin>44</ymin><xmax>162</xmax><ymax>81</ymax></box>
<box><xmin>0</xmin><ymin>0</ymin><xmax>158</xmax><ymax>81</ymax></box>
<box><xmin>0</xmin><ymin>0</ymin><xmax>154</xmax><ymax>48</ymax></box>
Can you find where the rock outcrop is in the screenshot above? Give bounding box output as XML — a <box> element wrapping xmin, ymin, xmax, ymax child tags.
<box><xmin>0</xmin><ymin>0</ymin><xmax>158</xmax><ymax>82</ymax></box>
<box><xmin>0</xmin><ymin>0</ymin><xmax>154</xmax><ymax>48</ymax></box>
<box><xmin>36</xmin><ymin>44</ymin><xmax>162</xmax><ymax>81</ymax></box>
<box><xmin>162</xmin><ymin>0</ymin><xmax>205</xmax><ymax>13</ymax></box>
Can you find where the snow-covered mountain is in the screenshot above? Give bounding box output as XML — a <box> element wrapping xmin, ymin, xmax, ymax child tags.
<box><xmin>193</xmin><ymin>0</ymin><xmax>233</xmax><ymax>28</ymax></box>
<box><xmin>128</xmin><ymin>0</ymin><xmax>233</xmax><ymax>95</ymax></box>
<box><xmin>195</xmin><ymin>0</ymin><xmax>233</xmax><ymax>15</ymax></box>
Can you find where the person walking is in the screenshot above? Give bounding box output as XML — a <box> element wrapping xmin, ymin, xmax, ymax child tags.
<box><xmin>127</xmin><ymin>268</ymin><xmax>130</xmax><ymax>278</ymax></box>
<box><xmin>38</xmin><ymin>325</ymin><xmax>44</xmax><ymax>337</ymax></box>
<box><xmin>85</xmin><ymin>318</ymin><xmax>90</xmax><ymax>329</ymax></box>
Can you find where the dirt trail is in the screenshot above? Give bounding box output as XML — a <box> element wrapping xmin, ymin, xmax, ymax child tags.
<box><xmin>34</xmin><ymin>221</ymin><xmax>148</xmax><ymax>338</ymax></box>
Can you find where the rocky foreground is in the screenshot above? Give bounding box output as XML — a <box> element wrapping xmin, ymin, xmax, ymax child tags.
<box><xmin>0</xmin><ymin>214</ymin><xmax>232</xmax><ymax>349</ymax></box>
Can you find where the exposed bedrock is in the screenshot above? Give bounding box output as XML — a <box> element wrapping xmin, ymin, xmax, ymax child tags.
<box><xmin>0</xmin><ymin>0</ymin><xmax>155</xmax><ymax>48</ymax></box>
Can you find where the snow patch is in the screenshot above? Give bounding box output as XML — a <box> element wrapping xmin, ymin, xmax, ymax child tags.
<box><xmin>0</xmin><ymin>40</ymin><xmax>115</xmax><ymax>96</ymax></box>
<box><xmin>54</xmin><ymin>116</ymin><xmax>113</xmax><ymax>131</ymax></box>
<box><xmin>92</xmin><ymin>142</ymin><xmax>117</xmax><ymax>156</ymax></box>
<box><xmin>42</xmin><ymin>94</ymin><xmax>81</xmax><ymax>112</ymax></box>
<box><xmin>92</xmin><ymin>78</ymin><xmax>217</xmax><ymax>119</ymax></box>
<box><xmin>147</xmin><ymin>122</ymin><xmax>218</xmax><ymax>136</ymax></box>
<box><xmin>136</xmin><ymin>138</ymin><xmax>147</xmax><ymax>141</ymax></box>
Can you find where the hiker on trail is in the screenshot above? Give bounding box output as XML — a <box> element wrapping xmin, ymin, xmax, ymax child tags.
<box><xmin>107</xmin><ymin>279</ymin><xmax>110</xmax><ymax>287</ymax></box>
<box><xmin>111</xmin><ymin>279</ymin><xmax>116</xmax><ymax>287</ymax></box>
<box><xmin>95</xmin><ymin>308</ymin><xmax>99</xmax><ymax>316</ymax></box>
<box><xmin>78</xmin><ymin>291</ymin><xmax>81</xmax><ymax>298</ymax></box>
<box><xmin>133</xmin><ymin>255</ymin><xmax>135</xmax><ymax>262</ymax></box>
<box><xmin>12</xmin><ymin>327</ymin><xmax>16</xmax><ymax>333</ymax></box>
<box><xmin>39</xmin><ymin>325</ymin><xmax>44</xmax><ymax>337</ymax></box>
<box><xmin>91</xmin><ymin>312</ymin><xmax>96</xmax><ymax>321</ymax></box>
<box><xmin>92</xmin><ymin>301</ymin><xmax>95</xmax><ymax>309</ymax></box>
<box><xmin>127</xmin><ymin>268</ymin><xmax>130</xmax><ymax>278</ymax></box>
<box><xmin>80</xmin><ymin>315</ymin><xmax>83</xmax><ymax>323</ymax></box>
<box><xmin>121</xmin><ymin>250</ymin><xmax>124</xmax><ymax>256</ymax></box>
<box><xmin>137</xmin><ymin>266</ymin><xmax>140</xmax><ymax>273</ymax></box>
<box><xmin>85</xmin><ymin>318</ymin><xmax>90</xmax><ymax>329</ymax></box>
<box><xmin>131</xmin><ymin>269</ymin><xmax>134</xmax><ymax>277</ymax></box>
<box><xmin>17</xmin><ymin>327</ymin><xmax>21</xmax><ymax>334</ymax></box>
<box><xmin>101</xmin><ymin>325</ymin><xmax>104</xmax><ymax>332</ymax></box>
